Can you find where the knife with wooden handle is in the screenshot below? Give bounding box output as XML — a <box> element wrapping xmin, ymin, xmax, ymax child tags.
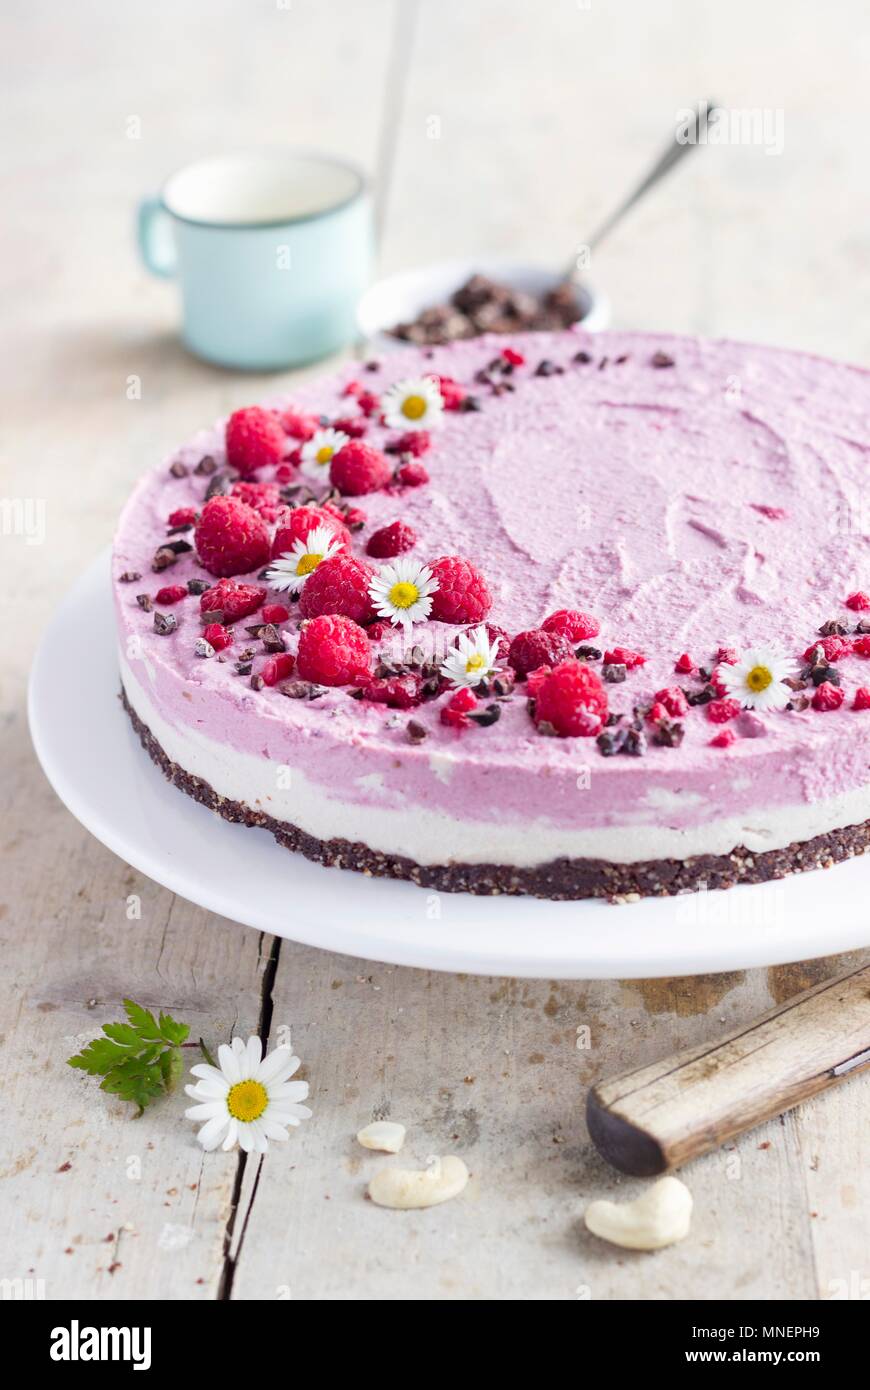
<box><xmin>586</xmin><ymin>962</ymin><xmax>870</xmax><ymax>1176</ymax></box>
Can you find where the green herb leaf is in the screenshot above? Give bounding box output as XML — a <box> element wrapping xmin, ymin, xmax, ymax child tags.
<box><xmin>67</xmin><ymin>999</ymin><xmax>193</xmax><ymax>1115</ymax></box>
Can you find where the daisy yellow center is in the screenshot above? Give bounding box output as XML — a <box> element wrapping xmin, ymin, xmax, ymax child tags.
<box><xmin>401</xmin><ymin>394</ymin><xmax>427</xmax><ymax>421</ymax></box>
<box><xmin>746</xmin><ymin>664</ymin><xmax>773</xmax><ymax>693</ymax></box>
<box><xmin>315</xmin><ymin>445</ymin><xmax>334</xmax><ymax>465</ymax></box>
<box><xmin>465</xmin><ymin>653</ymin><xmax>486</xmax><ymax>673</ymax></box>
<box><xmin>226</xmin><ymin>1079</ymin><xmax>268</xmax><ymax>1123</ymax></box>
<box><xmin>389</xmin><ymin>580</ymin><xmax>420</xmax><ymax>609</ymax></box>
<box><xmin>296</xmin><ymin>552</ymin><xmax>322</xmax><ymax>576</ymax></box>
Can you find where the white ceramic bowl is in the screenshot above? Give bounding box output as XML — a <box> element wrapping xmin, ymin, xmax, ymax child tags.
<box><xmin>357</xmin><ymin>255</ymin><xmax>610</xmax><ymax>352</ymax></box>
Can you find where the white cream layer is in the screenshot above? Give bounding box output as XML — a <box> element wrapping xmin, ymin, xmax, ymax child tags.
<box><xmin>121</xmin><ymin>659</ymin><xmax>870</xmax><ymax>868</ymax></box>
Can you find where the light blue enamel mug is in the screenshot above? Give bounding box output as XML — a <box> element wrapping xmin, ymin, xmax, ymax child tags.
<box><xmin>138</xmin><ymin>151</ymin><xmax>373</xmax><ymax>370</ymax></box>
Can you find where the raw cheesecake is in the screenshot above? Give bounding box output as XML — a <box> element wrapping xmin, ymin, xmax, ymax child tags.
<box><xmin>113</xmin><ymin>330</ymin><xmax>870</xmax><ymax>900</ymax></box>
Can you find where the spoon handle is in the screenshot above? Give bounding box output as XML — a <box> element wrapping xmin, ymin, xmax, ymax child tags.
<box><xmin>566</xmin><ymin>99</ymin><xmax>721</xmax><ymax>281</ymax></box>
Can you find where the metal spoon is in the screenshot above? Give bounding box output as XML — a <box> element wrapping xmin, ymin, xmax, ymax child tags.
<box><xmin>564</xmin><ymin>99</ymin><xmax>722</xmax><ymax>284</ymax></box>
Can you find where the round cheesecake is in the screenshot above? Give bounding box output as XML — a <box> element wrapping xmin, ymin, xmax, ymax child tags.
<box><xmin>113</xmin><ymin>330</ymin><xmax>870</xmax><ymax>900</ymax></box>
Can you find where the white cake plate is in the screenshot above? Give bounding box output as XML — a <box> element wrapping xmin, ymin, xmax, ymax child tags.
<box><xmin>28</xmin><ymin>553</ymin><xmax>870</xmax><ymax>979</ymax></box>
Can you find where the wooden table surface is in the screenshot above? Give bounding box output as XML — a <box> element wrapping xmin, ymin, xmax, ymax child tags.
<box><xmin>2</xmin><ymin>0</ymin><xmax>868</xmax><ymax>1301</ymax></box>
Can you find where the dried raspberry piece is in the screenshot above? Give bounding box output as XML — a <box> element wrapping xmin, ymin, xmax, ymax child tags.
<box><xmin>501</xmin><ymin>347</ymin><xmax>525</xmax><ymax>367</ymax></box>
<box><xmin>260</xmin><ymin>652</ymin><xmax>295</xmax><ymax>686</ymax></box>
<box><xmin>362</xmin><ymin>674</ymin><xmax>422</xmax><ymax>709</ymax></box>
<box><xmin>846</xmin><ymin>591</ymin><xmax>870</xmax><ymax>612</ymax></box>
<box><xmin>706</xmin><ymin>697</ymin><xmax>742</xmax><ymax>723</ymax></box>
<box><xmin>231</xmin><ymin>479</ymin><xmax>282</xmax><ymax>521</ymax></box>
<box><xmin>194</xmin><ymin>495</ymin><xmax>271</xmax><ymax>578</ymax></box>
<box><xmin>645</xmin><ymin>701</ymin><xmax>669</xmax><ymax>724</ymax></box>
<box><xmin>275</xmin><ymin>463</ymin><xmax>296</xmax><ymax>485</ymax></box>
<box><xmin>709</xmin><ymin>728</ymin><xmax>736</xmax><ymax>748</ymax></box>
<box><xmin>393</xmin><ymin>430</ymin><xmax>431</xmax><ymax>457</ymax></box>
<box><xmin>270</xmin><ymin>504</ymin><xmax>350</xmax><ymax>559</ymax></box>
<box><xmin>200</xmin><ymin>578</ymin><xmax>266</xmax><ymax>622</ymax></box>
<box><xmin>803</xmin><ymin>635</ymin><xmax>853</xmax><ymax>663</ymax></box>
<box><xmin>435</xmin><ymin>376</ymin><xmax>466</xmax><ymax>411</ymax></box>
<box><xmin>525</xmin><ymin>665</ymin><xmax>552</xmax><ymax>698</ymax></box>
<box><xmin>261</xmin><ymin>603</ymin><xmax>290</xmax><ymax>625</ymax></box>
<box><xmin>853</xmin><ymin>636</ymin><xmax>870</xmax><ymax>658</ymax></box>
<box><xmin>332</xmin><ymin>416</ymin><xmax>368</xmax><ymax>438</ymax></box>
<box><xmin>279</xmin><ymin>408</ymin><xmax>319</xmax><ymax>441</ymax></box>
<box><xmin>812</xmin><ymin>681</ymin><xmax>845</xmax><ymax>712</ymax></box>
<box><xmin>296</xmin><ymin>614</ymin><xmax>372</xmax><ymax>686</ymax></box>
<box><xmin>509</xmin><ymin>628</ymin><xmax>573</xmax><ymax>678</ymax></box>
<box><xmin>366</xmin><ymin>520</ymin><xmax>417</xmax><ymax>559</ymax></box>
<box><xmin>440</xmin><ymin>686</ymin><xmax>478</xmax><ymax>729</ymax></box>
<box><xmin>428</xmin><ymin>556</ymin><xmax>492</xmax><ymax>624</ymax></box>
<box><xmin>395</xmin><ymin>460</ymin><xmax>430</xmax><ymax>488</ymax></box>
<box><xmin>155</xmin><ymin>584</ymin><xmax>187</xmax><ymax>605</ymax></box>
<box><xmin>674</xmin><ymin>652</ymin><xmax>695</xmax><ymax>674</ymax></box>
<box><xmin>225</xmin><ymin>406</ymin><xmax>285</xmax><ymax>477</ymax></box>
<box><xmin>532</xmin><ymin>660</ymin><xmax>608</xmax><ymax>738</ymax></box>
<box><xmin>716</xmin><ymin>647</ymin><xmax>738</xmax><ymax>665</ymax></box>
<box><xmin>365</xmin><ymin>620</ymin><xmax>394</xmax><ymax>643</ymax></box>
<box><xmin>330</xmin><ymin>440</ymin><xmax>391</xmax><ymax>496</ymax></box>
<box><xmin>298</xmin><ymin>553</ymin><xmax>376</xmax><ymax>624</ymax></box>
<box><xmin>342</xmin><ymin>380</ymin><xmax>363</xmax><ymax>399</ymax></box>
<box><xmin>541</xmin><ymin>609</ymin><xmax>600</xmax><ymax>643</ymax></box>
<box><xmin>168</xmin><ymin>506</ymin><xmax>197</xmax><ymax>527</ymax></box>
<box><xmin>708</xmin><ymin>669</ymin><xmax>729</xmax><ymax>697</ymax></box>
<box><xmin>202</xmin><ymin>622</ymin><xmax>233</xmax><ymax>652</ymax></box>
<box><xmin>602</xmin><ymin>646</ymin><xmax>646</xmax><ymax>670</ymax></box>
<box><xmin>853</xmin><ymin>687</ymin><xmax>870</xmax><ymax>710</ymax></box>
<box><xmin>653</xmin><ymin>686</ymin><xmax>688</xmax><ymax>718</ymax></box>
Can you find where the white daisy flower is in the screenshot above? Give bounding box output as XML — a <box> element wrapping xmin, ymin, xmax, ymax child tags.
<box><xmin>300</xmin><ymin>427</ymin><xmax>349</xmax><ymax>480</ymax></box>
<box><xmin>368</xmin><ymin>557</ymin><xmax>439</xmax><ymax>630</ymax></box>
<box><xmin>184</xmin><ymin>1036</ymin><xmax>311</xmax><ymax>1155</ymax></box>
<box><xmin>265</xmin><ymin>525</ymin><xmax>341</xmax><ymax>593</ymax></box>
<box><xmin>718</xmin><ymin>645</ymin><xmax>798</xmax><ymax>712</ymax></box>
<box><xmin>381</xmin><ymin>376</ymin><xmax>444</xmax><ymax>432</ymax></box>
<box><xmin>440</xmin><ymin>625</ymin><xmax>501</xmax><ymax>689</ymax></box>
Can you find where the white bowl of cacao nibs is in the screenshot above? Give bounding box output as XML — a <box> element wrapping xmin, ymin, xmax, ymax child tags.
<box><xmin>357</xmin><ymin>256</ymin><xmax>610</xmax><ymax>351</ymax></box>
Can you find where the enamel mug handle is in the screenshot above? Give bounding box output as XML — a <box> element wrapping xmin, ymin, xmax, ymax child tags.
<box><xmin>137</xmin><ymin>197</ymin><xmax>176</xmax><ymax>278</ymax></box>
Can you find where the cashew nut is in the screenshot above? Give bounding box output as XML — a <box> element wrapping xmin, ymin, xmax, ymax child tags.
<box><xmin>584</xmin><ymin>1176</ymin><xmax>693</xmax><ymax>1250</ymax></box>
<box><xmin>356</xmin><ymin>1121</ymin><xmax>406</xmax><ymax>1153</ymax></box>
<box><xmin>368</xmin><ymin>1155</ymin><xmax>468</xmax><ymax>1209</ymax></box>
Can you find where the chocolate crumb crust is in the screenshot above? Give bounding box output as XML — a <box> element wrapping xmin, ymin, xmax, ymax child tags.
<box><xmin>121</xmin><ymin>686</ymin><xmax>870</xmax><ymax>903</ymax></box>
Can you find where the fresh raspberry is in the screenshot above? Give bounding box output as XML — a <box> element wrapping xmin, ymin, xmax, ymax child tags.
<box><xmin>440</xmin><ymin>687</ymin><xmax>478</xmax><ymax>729</ymax></box>
<box><xmin>194</xmin><ymin>496</ymin><xmax>270</xmax><ymax>578</ymax></box>
<box><xmin>645</xmin><ymin>701</ymin><xmax>669</xmax><ymax>724</ymax></box>
<box><xmin>428</xmin><ymin>556</ymin><xmax>492</xmax><ymax>624</ymax></box>
<box><xmin>706</xmin><ymin>697</ymin><xmax>742</xmax><ymax>723</ymax></box>
<box><xmin>260</xmin><ymin>653</ymin><xmax>295</xmax><ymax>686</ymax></box>
<box><xmin>275</xmin><ymin>463</ymin><xmax>296</xmax><ymax>484</ymax></box>
<box><xmin>279</xmin><ymin>408</ymin><xmax>318</xmax><ymax>442</ymax></box>
<box><xmin>532</xmin><ymin>660</ymin><xmax>608</xmax><ymax>737</ymax></box>
<box><xmin>362</xmin><ymin>674</ymin><xmax>422</xmax><ymax>709</ymax></box>
<box><xmin>332</xmin><ymin>415</ymin><xmax>368</xmax><ymax>438</ymax></box>
<box><xmin>803</xmin><ymin>635</ymin><xmax>852</xmax><ymax>663</ymax></box>
<box><xmin>330</xmin><ymin>440</ymin><xmax>391</xmax><ymax>496</ymax></box>
<box><xmin>526</xmin><ymin>665</ymin><xmax>552</xmax><ymax>698</ymax></box>
<box><xmin>508</xmin><ymin>628</ymin><xmax>573</xmax><ymax>678</ymax></box>
<box><xmin>709</xmin><ymin>728</ymin><xmax>736</xmax><ymax>748</ymax></box>
<box><xmin>298</xmin><ymin>553</ymin><xmax>375</xmax><ymax>624</ymax></box>
<box><xmin>270</xmin><ymin>504</ymin><xmax>350</xmax><ymax>559</ymax></box>
<box><xmin>155</xmin><ymin>584</ymin><xmax>187</xmax><ymax>605</ymax></box>
<box><xmin>470</xmin><ymin>622</ymin><xmax>511</xmax><ymax>660</ymax></box>
<box><xmin>395</xmin><ymin>460</ymin><xmax>430</xmax><ymax>488</ymax></box>
<box><xmin>202</xmin><ymin>622</ymin><xmax>233</xmax><ymax>652</ymax></box>
<box><xmin>225</xmin><ymin>406</ymin><xmax>285</xmax><ymax>477</ymax></box>
<box><xmin>296</xmin><ymin>614</ymin><xmax>372</xmax><ymax>686</ymax></box>
<box><xmin>716</xmin><ymin>647</ymin><xmax>738</xmax><ymax>665</ymax></box>
<box><xmin>366</xmin><ymin>520</ymin><xmax>417</xmax><ymax>559</ymax></box>
<box><xmin>654</xmin><ymin>686</ymin><xmax>689</xmax><ymax>718</ymax></box>
<box><xmin>200</xmin><ymin>578</ymin><xmax>266</xmax><ymax>622</ymax></box>
<box><xmin>541</xmin><ymin>609</ymin><xmax>600</xmax><ymax>643</ymax></box>
<box><xmin>231</xmin><ymin>480</ymin><xmax>282</xmax><ymax>521</ymax></box>
<box><xmin>168</xmin><ymin>506</ymin><xmax>197</xmax><ymax>527</ymax></box>
<box><xmin>853</xmin><ymin>636</ymin><xmax>870</xmax><ymax>658</ymax></box>
<box><xmin>261</xmin><ymin>603</ymin><xmax>290</xmax><ymax>625</ymax></box>
<box><xmin>674</xmin><ymin>652</ymin><xmax>695</xmax><ymax>675</ymax></box>
<box><xmin>365</xmin><ymin>620</ymin><xmax>394</xmax><ymax>643</ymax></box>
<box><xmin>853</xmin><ymin>687</ymin><xmax>870</xmax><ymax>710</ymax></box>
<box><xmin>435</xmin><ymin>375</ymin><xmax>466</xmax><ymax>411</ymax></box>
<box><xmin>393</xmin><ymin>430</ymin><xmax>431</xmax><ymax>457</ymax></box>
<box><xmin>502</xmin><ymin>347</ymin><xmax>525</xmax><ymax>367</ymax></box>
<box><xmin>812</xmin><ymin>681</ymin><xmax>845</xmax><ymax>712</ymax></box>
<box><xmin>846</xmin><ymin>591</ymin><xmax>870</xmax><ymax>612</ymax></box>
<box><xmin>355</xmin><ymin>389</ymin><xmax>380</xmax><ymax>417</ymax></box>
<box><xmin>603</xmin><ymin>646</ymin><xmax>646</xmax><ymax>670</ymax></box>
